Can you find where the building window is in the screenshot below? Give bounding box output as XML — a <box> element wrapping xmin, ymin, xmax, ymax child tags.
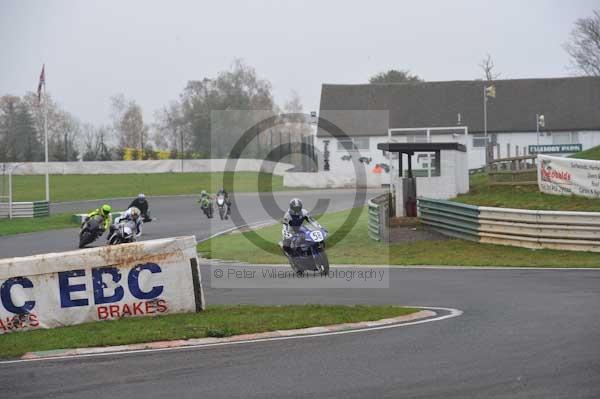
<box><xmin>337</xmin><ymin>138</ymin><xmax>369</xmax><ymax>151</ymax></box>
<box><xmin>472</xmin><ymin>134</ymin><xmax>488</xmax><ymax>148</ymax></box>
<box><xmin>553</xmin><ymin>132</ymin><xmax>578</xmax><ymax>144</ymax></box>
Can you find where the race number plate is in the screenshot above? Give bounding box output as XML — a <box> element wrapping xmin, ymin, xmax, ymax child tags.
<box><xmin>309</xmin><ymin>230</ymin><xmax>324</xmax><ymax>242</ymax></box>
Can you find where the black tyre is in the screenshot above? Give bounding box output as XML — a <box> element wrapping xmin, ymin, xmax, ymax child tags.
<box><xmin>316</xmin><ymin>251</ymin><xmax>330</xmax><ymax>276</ymax></box>
<box><xmin>219</xmin><ymin>207</ymin><xmax>225</xmax><ymax>220</ymax></box>
<box><xmin>78</xmin><ymin>230</ymin><xmax>93</xmax><ymax>248</ymax></box>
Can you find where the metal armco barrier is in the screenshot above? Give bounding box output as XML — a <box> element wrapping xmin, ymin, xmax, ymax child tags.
<box><xmin>418</xmin><ymin>197</ymin><xmax>600</xmax><ymax>252</ymax></box>
<box><xmin>368</xmin><ymin>193</ymin><xmax>390</xmax><ymax>242</ymax></box>
<box><xmin>0</xmin><ymin>236</ymin><xmax>205</xmax><ymax>334</ymax></box>
<box><xmin>0</xmin><ymin>200</ymin><xmax>49</xmax><ymax>218</ymax></box>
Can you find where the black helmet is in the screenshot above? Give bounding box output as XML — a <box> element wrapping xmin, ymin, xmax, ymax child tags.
<box><xmin>289</xmin><ymin>198</ymin><xmax>302</xmax><ymax>216</ymax></box>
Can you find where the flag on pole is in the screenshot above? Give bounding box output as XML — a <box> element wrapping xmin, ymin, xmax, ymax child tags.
<box><xmin>485</xmin><ymin>85</ymin><xmax>496</xmax><ymax>99</ymax></box>
<box><xmin>37</xmin><ymin>64</ymin><xmax>45</xmax><ymax>103</ymax></box>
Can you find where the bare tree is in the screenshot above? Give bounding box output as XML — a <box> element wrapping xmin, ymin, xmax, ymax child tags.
<box><xmin>110</xmin><ymin>94</ymin><xmax>149</xmax><ymax>158</ymax></box>
<box><xmin>81</xmin><ymin>124</ymin><xmax>111</xmax><ymax>161</ymax></box>
<box><xmin>153</xmin><ymin>101</ymin><xmax>189</xmax><ymax>153</ymax></box>
<box><xmin>564</xmin><ymin>10</ymin><xmax>600</xmax><ymax>76</ymax></box>
<box><xmin>479</xmin><ymin>54</ymin><xmax>501</xmax><ymax>81</ymax></box>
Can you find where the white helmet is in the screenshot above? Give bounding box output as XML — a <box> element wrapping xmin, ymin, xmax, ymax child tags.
<box><xmin>130</xmin><ymin>206</ymin><xmax>141</xmax><ymax>220</ymax></box>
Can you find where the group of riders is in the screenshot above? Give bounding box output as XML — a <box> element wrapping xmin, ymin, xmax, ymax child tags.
<box><xmin>82</xmin><ymin>188</ymin><xmax>233</xmax><ymax>245</ymax></box>
<box><xmin>84</xmin><ymin>193</ymin><xmax>149</xmax><ymax>244</ymax></box>
<box><xmin>199</xmin><ymin>188</ymin><xmax>232</xmax><ymax>219</ymax></box>
<box><xmin>82</xmin><ymin>191</ymin><xmax>325</xmax><ymax>271</ymax></box>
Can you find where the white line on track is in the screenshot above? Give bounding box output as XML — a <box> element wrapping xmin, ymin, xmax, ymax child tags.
<box><xmin>0</xmin><ymin>306</ymin><xmax>462</xmax><ymax>365</ymax></box>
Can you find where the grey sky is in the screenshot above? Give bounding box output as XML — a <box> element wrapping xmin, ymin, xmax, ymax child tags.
<box><xmin>0</xmin><ymin>0</ymin><xmax>597</xmax><ymax>125</ymax></box>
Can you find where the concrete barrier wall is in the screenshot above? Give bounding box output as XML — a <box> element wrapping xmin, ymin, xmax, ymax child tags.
<box><xmin>0</xmin><ymin>236</ymin><xmax>204</xmax><ymax>334</ymax></box>
<box><xmin>284</xmin><ymin>171</ymin><xmax>388</xmax><ymax>188</ymax></box>
<box><xmin>4</xmin><ymin>159</ymin><xmax>294</xmax><ymax>176</ymax></box>
<box><xmin>418</xmin><ymin>198</ymin><xmax>600</xmax><ymax>252</ymax></box>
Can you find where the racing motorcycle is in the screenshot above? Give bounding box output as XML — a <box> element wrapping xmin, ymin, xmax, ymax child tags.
<box><xmin>200</xmin><ymin>196</ymin><xmax>214</xmax><ymax>219</ymax></box>
<box><xmin>280</xmin><ymin>224</ymin><xmax>330</xmax><ymax>276</ymax></box>
<box><xmin>107</xmin><ymin>220</ymin><xmax>137</xmax><ymax>245</ymax></box>
<box><xmin>78</xmin><ymin>215</ymin><xmax>105</xmax><ymax>248</ymax></box>
<box><xmin>216</xmin><ymin>193</ymin><xmax>230</xmax><ymax>220</ymax></box>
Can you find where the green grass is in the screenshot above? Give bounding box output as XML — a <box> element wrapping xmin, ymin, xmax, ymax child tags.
<box><xmin>570</xmin><ymin>145</ymin><xmax>600</xmax><ymax>160</ymax></box>
<box><xmin>0</xmin><ymin>305</ymin><xmax>418</xmax><ymax>359</ymax></box>
<box><xmin>0</xmin><ymin>212</ymin><xmax>78</xmax><ymax>236</ymax></box>
<box><xmin>7</xmin><ymin>172</ymin><xmax>285</xmax><ymax>202</ymax></box>
<box><xmin>453</xmin><ymin>173</ymin><xmax>600</xmax><ymax>211</ymax></box>
<box><xmin>199</xmin><ymin>206</ymin><xmax>600</xmax><ymax>267</ymax></box>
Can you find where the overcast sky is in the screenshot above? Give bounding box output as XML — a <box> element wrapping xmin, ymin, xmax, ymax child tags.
<box><xmin>0</xmin><ymin>0</ymin><xmax>597</xmax><ymax>125</ymax></box>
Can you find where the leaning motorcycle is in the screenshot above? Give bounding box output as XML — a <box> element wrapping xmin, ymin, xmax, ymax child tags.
<box><xmin>216</xmin><ymin>194</ymin><xmax>230</xmax><ymax>220</ymax></box>
<box><xmin>107</xmin><ymin>220</ymin><xmax>137</xmax><ymax>245</ymax></box>
<box><xmin>78</xmin><ymin>215</ymin><xmax>105</xmax><ymax>248</ymax></box>
<box><xmin>200</xmin><ymin>197</ymin><xmax>214</xmax><ymax>219</ymax></box>
<box><xmin>280</xmin><ymin>224</ymin><xmax>330</xmax><ymax>276</ymax></box>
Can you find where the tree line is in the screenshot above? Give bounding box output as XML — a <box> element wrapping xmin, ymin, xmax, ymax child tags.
<box><xmin>0</xmin><ymin>59</ymin><xmax>310</xmax><ymax>163</ymax></box>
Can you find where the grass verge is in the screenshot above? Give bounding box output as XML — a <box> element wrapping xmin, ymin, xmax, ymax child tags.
<box><xmin>0</xmin><ymin>305</ymin><xmax>418</xmax><ymax>359</ymax></box>
<box><xmin>0</xmin><ymin>212</ymin><xmax>78</xmax><ymax>237</ymax></box>
<box><xmin>198</xmin><ymin>206</ymin><xmax>600</xmax><ymax>267</ymax></box>
<box><xmin>570</xmin><ymin>145</ymin><xmax>600</xmax><ymax>160</ymax></box>
<box><xmin>453</xmin><ymin>173</ymin><xmax>600</xmax><ymax>211</ymax></box>
<box><xmin>9</xmin><ymin>172</ymin><xmax>285</xmax><ymax>202</ymax></box>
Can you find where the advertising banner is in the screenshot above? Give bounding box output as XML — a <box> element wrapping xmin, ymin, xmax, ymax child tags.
<box><xmin>0</xmin><ymin>236</ymin><xmax>204</xmax><ymax>334</ymax></box>
<box><xmin>538</xmin><ymin>154</ymin><xmax>600</xmax><ymax>198</ymax></box>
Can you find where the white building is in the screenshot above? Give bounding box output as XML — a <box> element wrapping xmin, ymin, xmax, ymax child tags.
<box><xmin>312</xmin><ymin>77</ymin><xmax>600</xmax><ymax>182</ymax></box>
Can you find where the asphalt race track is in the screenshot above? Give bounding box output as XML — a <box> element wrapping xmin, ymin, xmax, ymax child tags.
<box><xmin>1</xmin><ymin>190</ymin><xmax>599</xmax><ymax>398</ymax></box>
<box><xmin>0</xmin><ymin>189</ymin><xmax>376</xmax><ymax>258</ymax></box>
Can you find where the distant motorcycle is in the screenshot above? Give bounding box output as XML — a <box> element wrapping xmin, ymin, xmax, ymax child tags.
<box><xmin>200</xmin><ymin>197</ymin><xmax>214</xmax><ymax>219</ymax></box>
<box><xmin>216</xmin><ymin>194</ymin><xmax>230</xmax><ymax>220</ymax></box>
<box><xmin>78</xmin><ymin>215</ymin><xmax>105</xmax><ymax>248</ymax></box>
<box><xmin>281</xmin><ymin>224</ymin><xmax>330</xmax><ymax>276</ymax></box>
<box><xmin>107</xmin><ymin>220</ymin><xmax>137</xmax><ymax>245</ymax></box>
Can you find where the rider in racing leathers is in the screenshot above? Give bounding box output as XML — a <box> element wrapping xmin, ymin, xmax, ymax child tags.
<box><xmin>84</xmin><ymin>204</ymin><xmax>113</xmax><ymax>232</ymax></box>
<box><xmin>128</xmin><ymin>193</ymin><xmax>151</xmax><ymax>221</ymax></box>
<box><xmin>216</xmin><ymin>187</ymin><xmax>232</xmax><ymax>214</ymax></box>
<box><xmin>108</xmin><ymin>206</ymin><xmax>143</xmax><ymax>241</ymax></box>
<box><xmin>281</xmin><ymin>198</ymin><xmax>322</xmax><ymax>255</ymax></box>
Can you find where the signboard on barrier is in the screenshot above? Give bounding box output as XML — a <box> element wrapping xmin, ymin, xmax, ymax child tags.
<box><xmin>0</xmin><ymin>236</ymin><xmax>204</xmax><ymax>334</ymax></box>
<box><xmin>537</xmin><ymin>154</ymin><xmax>600</xmax><ymax>199</ymax></box>
<box><xmin>528</xmin><ymin>144</ymin><xmax>582</xmax><ymax>154</ymax></box>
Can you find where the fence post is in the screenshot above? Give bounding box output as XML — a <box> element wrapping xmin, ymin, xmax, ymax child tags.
<box><xmin>8</xmin><ymin>170</ymin><xmax>12</xmax><ymax>219</ymax></box>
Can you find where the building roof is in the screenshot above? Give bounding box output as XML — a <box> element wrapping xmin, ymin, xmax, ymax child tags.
<box><xmin>316</xmin><ymin>77</ymin><xmax>600</xmax><ymax>137</ymax></box>
<box><xmin>377</xmin><ymin>142</ymin><xmax>466</xmax><ymax>153</ymax></box>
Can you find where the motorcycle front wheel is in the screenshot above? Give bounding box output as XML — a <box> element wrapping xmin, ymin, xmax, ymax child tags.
<box><xmin>315</xmin><ymin>251</ymin><xmax>330</xmax><ymax>276</ymax></box>
<box><xmin>79</xmin><ymin>231</ymin><xmax>93</xmax><ymax>248</ymax></box>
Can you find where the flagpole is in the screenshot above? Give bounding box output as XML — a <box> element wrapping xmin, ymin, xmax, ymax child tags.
<box><xmin>483</xmin><ymin>86</ymin><xmax>488</xmax><ymax>165</ymax></box>
<box><xmin>43</xmin><ymin>73</ymin><xmax>49</xmax><ymax>202</ymax></box>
